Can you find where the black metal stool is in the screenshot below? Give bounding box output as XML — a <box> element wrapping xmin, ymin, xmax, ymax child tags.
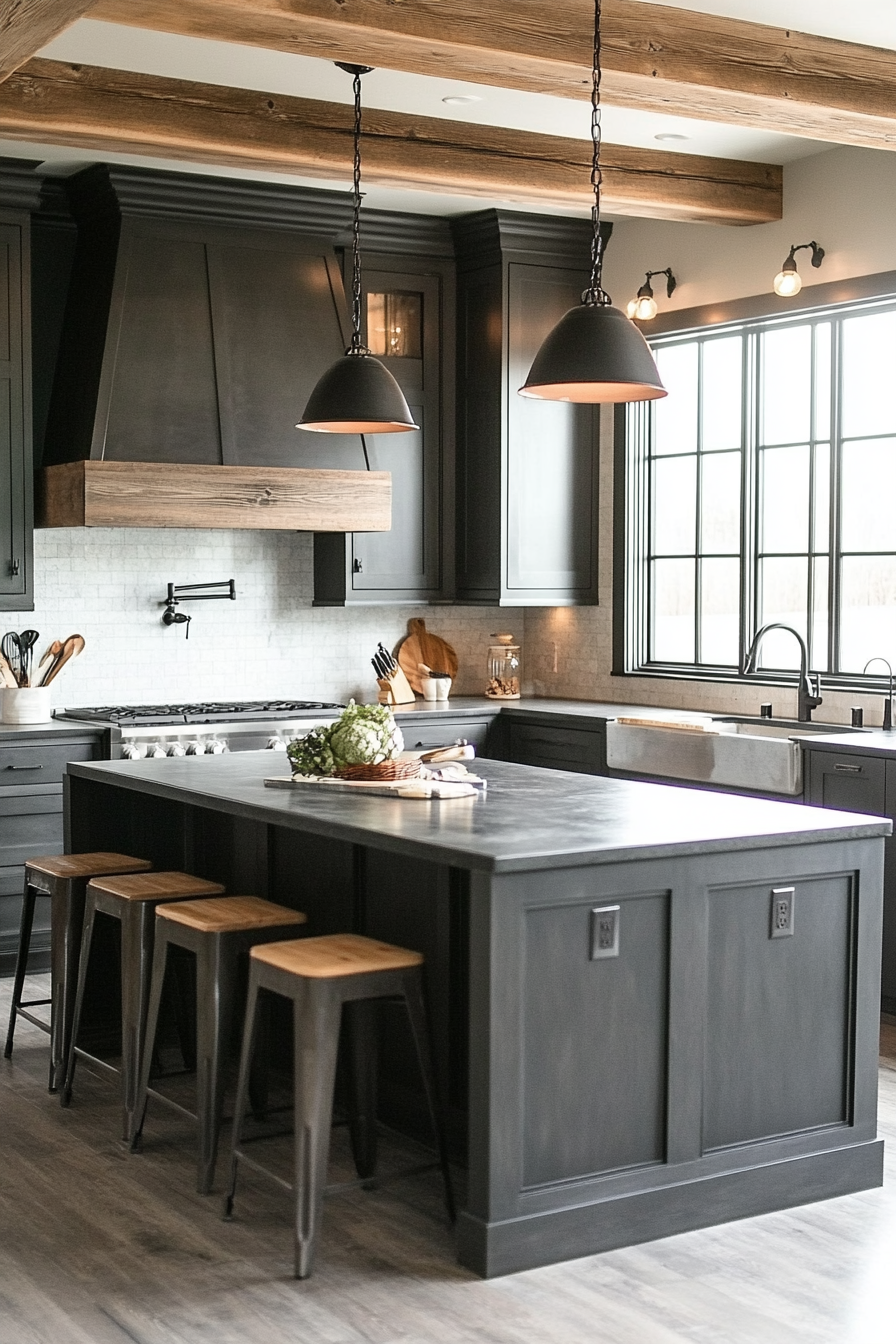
<box><xmin>224</xmin><ymin>933</ymin><xmax>455</xmax><ymax>1279</ymax></box>
<box><xmin>62</xmin><ymin>871</ymin><xmax>226</xmax><ymax>1142</ymax></box>
<box><xmin>4</xmin><ymin>852</ymin><xmax>153</xmax><ymax>1091</ymax></box>
<box><xmin>132</xmin><ymin>895</ymin><xmax>309</xmax><ymax>1193</ymax></box>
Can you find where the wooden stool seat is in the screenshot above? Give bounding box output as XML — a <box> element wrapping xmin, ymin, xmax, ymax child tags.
<box><xmin>5</xmin><ymin>852</ymin><xmax>152</xmax><ymax>1092</ymax></box>
<box><xmin>87</xmin><ymin>872</ymin><xmax>224</xmax><ymax>902</ymax></box>
<box><xmin>158</xmin><ymin>895</ymin><xmax>308</xmax><ymax>934</ymax></box>
<box><xmin>226</xmin><ymin>931</ymin><xmax>453</xmax><ymax>1277</ymax></box>
<box><xmin>135</xmin><ymin>895</ymin><xmax>308</xmax><ymax>1192</ymax></box>
<box><xmin>63</xmin><ymin>871</ymin><xmax>226</xmax><ymax>1141</ymax></box>
<box><xmin>251</xmin><ymin>933</ymin><xmax>423</xmax><ymax>979</ymax></box>
<box><xmin>26</xmin><ymin>853</ymin><xmax>153</xmax><ymax>882</ymax></box>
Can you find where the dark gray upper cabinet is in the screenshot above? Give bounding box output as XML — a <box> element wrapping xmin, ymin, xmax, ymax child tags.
<box><xmin>452</xmin><ymin>210</ymin><xmax>601</xmax><ymax>606</ymax></box>
<box><xmin>0</xmin><ymin>162</ymin><xmax>41</xmax><ymax>610</ymax></box>
<box><xmin>314</xmin><ymin>239</ymin><xmax>455</xmax><ymax>605</ymax></box>
<box><xmin>42</xmin><ymin>166</ymin><xmax>366</xmax><ymax>472</ymax></box>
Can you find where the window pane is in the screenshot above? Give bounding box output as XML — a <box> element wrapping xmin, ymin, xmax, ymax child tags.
<box><xmin>700</xmin><ymin>451</ymin><xmax>741</xmax><ymax>554</ymax></box>
<box><xmin>700</xmin><ymin>558</ymin><xmax>740</xmax><ymax>665</ymax></box>
<box><xmin>757</xmin><ymin>557</ymin><xmax>808</xmax><ymax>669</ymax></box>
<box><xmin>651</xmin><ymin>559</ymin><xmax>695</xmax><ymax>663</ymax></box>
<box><xmin>840</xmin><ymin>556</ymin><xmax>896</xmax><ymax>672</ymax></box>
<box><xmin>760</xmin><ymin>326</ymin><xmax>811</xmax><ymax>446</ymax></box>
<box><xmin>840</xmin><ymin>438</ymin><xmax>896</xmax><ymax>553</ymax></box>
<box><xmin>702</xmin><ymin>336</ymin><xmax>743</xmax><ymax>451</ymax></box>
<box><xmin>814</xmin><ymin>323</ymin><xmax>831</xmax><ymax>441</ymax></box>
<box><xmin>841</xmin><ymin>311</ymin><xmax>896</xmax><ymax>440</ymax></box>
<box><xmin>652</xmin><ymin>456</ymin><xmax>696</xmax><ymax>555</ymax></box>
<box><xmin>654</xmin><ymin>344</ymin><xmax>698</xmax><ymax>455</ymax></box>
<box><xmin>811</xmin><ymin>556</ymin><xmax>829</xmax><ymax>670</ymax></box>
<box><xmin>813</xmin><ymin>442</ymin><xmax>830</xmax><ymax>554</ymax></box>
<box><xmin>760</xmin><ymin>445</ymin><xmax>810</xmax><ymax>554</ymax></box>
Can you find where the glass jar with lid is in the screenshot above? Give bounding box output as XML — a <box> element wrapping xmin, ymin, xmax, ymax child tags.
<box><xmin>486</xmin><ymin>633</ymin><xmax>521</xmax><ymax>699</ymax></box>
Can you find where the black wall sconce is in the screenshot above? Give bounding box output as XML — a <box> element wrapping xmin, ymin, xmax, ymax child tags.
<box><xmin>773</xmin><ymin>241</ymin><xmax>824</xmax><ymax>298</ymax></box>
<box><xmin>162</xmin><ymin>579</ymin><xmax>236</xmax><ymax>639</ymax></box>
<box><xmin>627</xmin><ymin>268</ymin><xmax>677</xmax><ymax>321</ymax></box>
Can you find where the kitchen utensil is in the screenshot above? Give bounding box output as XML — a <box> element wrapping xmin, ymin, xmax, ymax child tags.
<box><xmin>35</xmin><ymin>640</ymin><xmax>63</xmax><ymax>686</ymax></box>
<box><xmin>0</xmin><ymin>648</ymin><xmax>17</xmax><ymax>688</ymax></box>
<box><xmin>41</xmin><ymin>634</ymin><xmax>85</xmax><ymax>686</ymax></box>
<box><xmin>17</xmin><ymin>629</ymin><xmax>39</xmax><ymax>687</ymax></box>
<box><xmin>2</xmin><ymin>632</ymin><xmax>21</xmax><ymax>687</ymax></box>
<box><xmin>418</xmin><ymin>742</ymin><xmax>475</xmax><ymax>764</ymax></box>
<box><xmin>396</xmin><ymin>619</ymin><xmax>458</xmax><ymax>695</ymax></box>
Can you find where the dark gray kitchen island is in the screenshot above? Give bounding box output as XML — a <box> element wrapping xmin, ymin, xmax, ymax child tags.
<box><xmin>65</xmin><ymin>753</ymin><xmax>890</xmax><ymax>1277</ymax></box>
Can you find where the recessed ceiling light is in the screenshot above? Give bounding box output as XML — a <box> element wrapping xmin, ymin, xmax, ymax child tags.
<box><xmin>655</xmin><ymin>132</ymin><xmax>689</xmax><ymax>142</ymax></box>
<box><xmin>442</xmin><ymin>95</ymin><xmax>482</xmax><ymax>106</ymax></box>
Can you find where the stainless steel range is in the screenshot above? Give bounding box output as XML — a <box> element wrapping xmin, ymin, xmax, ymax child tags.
<box><xmin>54</xmin><ymin>701</ymin><xmax>345</xmax><ymax>759</ymax></box>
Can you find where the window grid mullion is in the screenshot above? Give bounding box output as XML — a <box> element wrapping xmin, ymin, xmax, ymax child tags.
<box><xmin>829</xmin><ymin>318</ymin><xmax>843</xmax><ymax>674</ymax></box>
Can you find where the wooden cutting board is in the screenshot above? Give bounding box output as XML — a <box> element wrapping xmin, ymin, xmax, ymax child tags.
<box><xmin>396</xmin><ymin>618</ymin><xmax>459</xmax><ymax>694</ymax></box>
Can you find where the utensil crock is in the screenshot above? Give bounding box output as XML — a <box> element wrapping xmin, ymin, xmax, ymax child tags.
<box><xmin>1</xmin><ymin>686</ymin><xmax>52</xmax><ymax>724</ymax></box>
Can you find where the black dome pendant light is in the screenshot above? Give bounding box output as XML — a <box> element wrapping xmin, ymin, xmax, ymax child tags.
<box><xmin>298</xmin><ymin>63</ymin><xmax>418</xmax><ymax>435</ymax></box>
<box><xmin>519</xmin><ymin>0</ymin><xmax>667</xmax><ymax>404</ymax></box>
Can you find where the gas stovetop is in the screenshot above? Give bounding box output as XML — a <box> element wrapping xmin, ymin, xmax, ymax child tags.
<box><xmin>56</xmin><ymin>700</ymin><xmax>345</xmax><ymax>727</ymax></box>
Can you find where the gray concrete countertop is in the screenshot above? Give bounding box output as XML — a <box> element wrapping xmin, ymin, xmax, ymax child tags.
<box><xmin>0</xmin><ymin>719</ymin><xmax>103</xmax><ymax>739</ymax></box>
<box><xmin>793</xmin><ymin>728</ymin><xmax>896</xmax><ymax>758</ymax></box>
<box><xmin>67</xmin><ymin>753</ymin><xmax>891</xmax><ymax>875</ymax></box>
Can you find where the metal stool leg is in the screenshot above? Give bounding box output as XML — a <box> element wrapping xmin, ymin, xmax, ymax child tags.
<box><xmin>50</xmin><ymin>877</ymin><xmax>88</xmax><ymax>1093</ymax></box>
<box><xmin>343</xmin><ymin>997</ymin><xmax>379</xmax><ymax>1180</ymax></box>
<box><xmin>224</xmin><ymin>963</ymin><xmax>264</xmax><ymax>1216</ymax></box>
<box><xmin>131</xmin><ymin>925</ymin><xmax>171</xmax><ymax>1151</ymax></box>
<box><xmin>61</xmin><ymin>892</ymin><xmax>98</xmax><ymax>1106</ymax></box>
<box><xmin>401</xmin><ymin>968</ymin><xmax>456</xmax><ymax>1223</ymax></box>
<box><xmin>120</xmin><ymin>902</ymin><xmax>158</xmax><ymax>1145</ymax></box>
<box><xmin>293</xmin><ymin>981</ymin><xmax>342</xmax><ymax>1280</ymax></box>
<box><xmin>195</xmin><ymin>933</ymin><xmax>239</xmax><ymax>1194</ymax></box>
<box><xmin>4</xmin><ymin>876</ymin><xmax>39</xmax><ymax>1064</ymax></box>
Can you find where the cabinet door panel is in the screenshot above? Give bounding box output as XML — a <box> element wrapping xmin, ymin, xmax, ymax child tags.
<box><xmin>506</xmin><ymin>722</ymin><xmax>604</xmax><ymax>774</ymax></box>
<box><xmin>805</xmin><ymin>752</ymin><xmax>886</xmax><ymax>815</ymax></box>
<box><xmin>506</xmin><ymin>264</ymin><xmax>598</xmax><ymax>599</ymax></box>
<box><xmin>0</xmin><ymin>223</ymin><xmax>29</xmax><ymax>602</ymax></box>
<box><xmin>208</xmin><ymin>240</ymin><xmax>365</xmax><ymax>470</ymax></box>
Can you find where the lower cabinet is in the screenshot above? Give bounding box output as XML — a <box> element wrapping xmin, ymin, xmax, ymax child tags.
<box><xmin>0</xmin><ymin>731</ymin><xmax>103</xmax><ymax>976</ymax></box>
<box><xmin>803</xmin><ymin>746</ymin><xmax>896</xmax><ymax>1004</ymax></box>
<box><xmin>500</xmin><ymin>717</ymin><xmax>606</xmax><ymax>775</ymax></box>
<box><xmin>394</xmin><ymin>714</ymin><xmax>494</xmax><ymax>755</ymax></box>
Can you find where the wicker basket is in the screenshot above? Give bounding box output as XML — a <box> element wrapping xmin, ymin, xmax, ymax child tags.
<box><xmin>333</xmin><ymin>758</ymin><xmax>422</xmax><ymax>782</ymax></box>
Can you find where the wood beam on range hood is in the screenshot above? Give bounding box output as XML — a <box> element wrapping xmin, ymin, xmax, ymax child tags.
<box><xmin>1</xmin><ymin>60</ymin><xmax>781</xmax><ymax>224</ymax></box>
<box><xmin>92</xmin><ymin>0</ymin><xmax>896</xmax><ymax>152</ymax></box>
<box><xmin>36</xmin><ymin>462</ymin><xmax>392</xmax><ymax>531</ymax></box>
<box><xmin>0</xmin><ymin>0</ymin><xmax>96</xmax><ymax>83</ymax></box>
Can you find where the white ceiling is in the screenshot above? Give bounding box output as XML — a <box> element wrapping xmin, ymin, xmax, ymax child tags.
<box><xmin>13</xmin><ymin>5</ymin><xmax>891</xmax><ymax>216</ymax></box>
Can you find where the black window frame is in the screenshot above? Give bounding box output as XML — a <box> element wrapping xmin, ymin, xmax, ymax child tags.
<box><xmin>615</xmin><ymin>278</ymin><xmax>896</xmax><ymax>695</ymax></box>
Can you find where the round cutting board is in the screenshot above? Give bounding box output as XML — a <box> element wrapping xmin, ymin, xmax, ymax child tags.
<box><xmin>396</xmin><ymin>618</ymin><xmax>459</xmax><ymax>694</ymax></box>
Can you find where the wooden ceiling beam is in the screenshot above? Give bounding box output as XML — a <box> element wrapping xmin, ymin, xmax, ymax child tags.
<box><xmin>0</xmin><ymin>0</ymin><xmax>98</xmax><ymax>84</ymax></box>
<box><xmin>0</xmin><ymin>60</ymin><xmax>782</xmax><ymax>224</ymax></box>
<box><xmin>90</xmin><ymin>0</ymin><xmax>896</xmax><ymax>151</ymax></box>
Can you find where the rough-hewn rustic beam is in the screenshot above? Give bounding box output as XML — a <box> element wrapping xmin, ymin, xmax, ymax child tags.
<box><xmin>0</xmin><ymin>0</ymin><xmax>97</xmax><ymax>83</ymax></box>
<box><xmin>0</xmin><ymin>61</ymin><xmax>781</xmax><ymax>224</ymax></box>
<box><xmin>90</xmin><ymin>0</ymin><xmax>896</xmax><ymax>151</ymax></box>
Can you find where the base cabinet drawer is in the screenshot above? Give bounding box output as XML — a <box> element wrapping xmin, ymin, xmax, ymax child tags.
<box><xmin>0</xmin><ymin>793</ymin><xmax>64</xmax><ymax>867</ymax></box>
<box><xmin>398</xmin><ymin>718</ymin><xmax>493</xmax><ymax>754</ymax></box>
<box><xmin>505</xmin><ymin>721</ymin><xmax>605</xmax><ymax>774</ymax></box>
<box><xmin>0</xmin><ymin>739</ymin><xmax>98</xmax><ymax>786</ymax></box>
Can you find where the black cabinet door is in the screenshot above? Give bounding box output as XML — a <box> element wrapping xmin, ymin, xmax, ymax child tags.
<box><xmin>505</xmin><ymin>264</ymin><xmax>598</xmax><ymax>601</ymax></box>
<box><xmin>314</xmin><ymin>262</ymin><xmax>449</xmax><ymax>604</ymax></box>
<box><xmin>504</xmin><ymin>720</ymin><xmax>605</xmax><ymax>774</ymax></box>
<box><xmin>804</xmin><ymin>750</ymin><xmax>886</xmax><ymax>815</ymax></box>
<box><xmin>0</xmin><ymin>219</ymin><xmax>32</xmax><ymax>608</ymax></box>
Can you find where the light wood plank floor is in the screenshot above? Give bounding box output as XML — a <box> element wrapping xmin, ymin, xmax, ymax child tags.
<box><xmin>2</xmin><ymin>973</ymin><xmax>895</xmax><ymax>1344</ymax></box>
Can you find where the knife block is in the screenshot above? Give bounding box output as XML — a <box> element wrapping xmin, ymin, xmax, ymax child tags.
<box><xmin>376</xmin><ymin>667</ymin><xmax>416</xmax><ymax>705</ymax></box>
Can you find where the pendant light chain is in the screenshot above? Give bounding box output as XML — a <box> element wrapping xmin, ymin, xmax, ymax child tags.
<box><xmin>348</xmin><ymin>64</ymin><xmax>366</xmax><ymax>355</ymax></box>
<box><xmin>585</xmin><ymin>0</ymin><xmax>609</xmax><ymax>308</ymax></box>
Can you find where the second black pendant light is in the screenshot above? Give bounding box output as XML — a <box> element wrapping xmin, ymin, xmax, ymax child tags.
<box><xmin>298</xmin><ymin>63</ymin><xmax>418</xmax><ymax>436</ymax></box>
<box><xmin>518</xmin><ymin>0</ymin><xmax>667</xmax><ymax>404</ymax></box>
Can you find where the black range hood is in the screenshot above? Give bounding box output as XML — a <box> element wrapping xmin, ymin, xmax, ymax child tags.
<box><xmin>37</xmin><ymin>166</ymin><xmax>390</xmax><ymax>532</ymax></box>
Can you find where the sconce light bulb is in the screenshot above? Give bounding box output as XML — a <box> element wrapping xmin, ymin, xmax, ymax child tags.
<box><xmin>774</xmin><ymin>268</ymin><xmax>802</xmax><ymax>297</ymax></box>
<box><xmin>626</xmin><ymin>297</ymin><xmax>638</xmax><ymax>319</ymax></box>
<box><xmin>636</xmin><ymin>294</ymin><xmax>659</xmax><ymax>320</ymax></box>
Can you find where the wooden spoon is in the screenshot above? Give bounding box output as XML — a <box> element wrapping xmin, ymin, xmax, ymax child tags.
<box><xmin>0</xmin><ymin>649</ymin><xmax>17</xmax><ymax>688</ymax></box>
<box><xmin>42</xmin><ymin>634</ymin><xmax>85</xmax><ymax>686</ymax></box>
<box><xmin>36</xmin><ymin>640</ymin><xmax>63</xmax><ymax>687</ymax></box>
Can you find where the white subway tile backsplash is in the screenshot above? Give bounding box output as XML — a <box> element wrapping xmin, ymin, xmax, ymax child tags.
<box><xmin>25</xmin><ymin>529</ymin><xmax>509</xmax><ymax>708</ymax></box>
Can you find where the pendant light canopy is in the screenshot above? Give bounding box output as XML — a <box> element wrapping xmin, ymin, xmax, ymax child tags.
<box><xmin>298</xmin><ymin>64</ymin><xmax>418</xmax><ymax>436</ymax></box>
<box><xmin>519</xmin><ymin>0</ymin><xmax>666</xmax><ymax>405</ymax></box>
